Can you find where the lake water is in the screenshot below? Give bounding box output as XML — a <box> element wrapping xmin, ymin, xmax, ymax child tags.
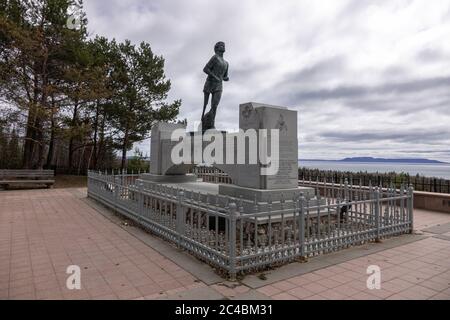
<box><xmin>299</xmin><ymin>161</ymin><xmax>450</xmax><ymax>180</ymax></box>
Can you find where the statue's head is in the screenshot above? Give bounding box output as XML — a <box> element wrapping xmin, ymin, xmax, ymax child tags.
<box><xmin>214</xmin><ymin>41</ymin><xmax>226</xmax><ymax>54</ymax></box>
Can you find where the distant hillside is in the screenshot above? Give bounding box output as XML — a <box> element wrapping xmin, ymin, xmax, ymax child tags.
<box><xmin>338</xmin><ymin>157</ymin><xmax>446</xmax><ymax>164</ymax></box>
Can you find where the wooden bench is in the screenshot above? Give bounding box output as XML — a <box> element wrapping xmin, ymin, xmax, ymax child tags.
<box><xmin>0</xmin><ymin>170</ymin><xmax>55</xmax><ymax>189</ymax></box>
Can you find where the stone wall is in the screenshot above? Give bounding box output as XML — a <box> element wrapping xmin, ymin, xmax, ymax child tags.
<box><xmin>414</xmin><ymin>191</ymin><xmax>450</xmax><ymax>213</ymax></box>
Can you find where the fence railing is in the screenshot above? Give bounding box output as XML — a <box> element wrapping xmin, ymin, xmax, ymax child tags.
<box><xmin>191</xmin><ymin>166</ymin><xmax>233</xmax><ymax>184</ymax></box>
<box><xmin>192</xmin><ymin>166</ymin><xmax>450</xmax><ymax>194</ymax></box>
<box><xmin>298</xmin><ymin>167</ymin><xmax>450</xmax><ymax>194</ymax></box>
<box><xmin>87</xmin><ymin>170</ymin><xmax>413</xmax><ymax>279</ymax></box>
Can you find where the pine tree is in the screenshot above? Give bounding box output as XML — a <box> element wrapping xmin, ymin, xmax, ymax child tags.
<box><xmin>109</xmin><ymin>40</ymin><xmax>180</xmax><ymax>170</ymax></box>
<box><xmin>1</xmin><ymin>1</ymin><xmax>181</xmax><ymax>172</ymax></box>
<box><xmin>0</xmin><ymin>0</ymin><xmax>87</xmax><ymax>168</ymax></box>
<box><xmin>7</xmin><ymin>128</ymin><xmax>22</xmax><ymax>169</ymax></box>
<box><xmin>0</xmin><ymin>124</ymin><xmax>8</xmax><ymax>169</ymax></box>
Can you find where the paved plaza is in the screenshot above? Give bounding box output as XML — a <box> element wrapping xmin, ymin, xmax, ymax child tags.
<box><xmin>1</xmin><ymin>188</ymin><xmax>449</xmax><ymax>300</ymax></box>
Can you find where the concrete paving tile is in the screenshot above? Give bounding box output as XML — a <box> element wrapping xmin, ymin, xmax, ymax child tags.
<box><xmin>1</xmin><ymin>188</ymin><xmax>450</xmax><ymax>301</ymax></box>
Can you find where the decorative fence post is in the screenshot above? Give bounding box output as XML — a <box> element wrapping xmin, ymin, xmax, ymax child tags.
<box><xmin>408</xmin><ymin>185</ymin><xmax>414</xmax><ymax>234</ymax></box>
<box><xmin>344</xmin><ymin>178</ymin><xmax>349</xmax><ymax>201</ymax></box>
<box><xmin>299</xmin><ymin>194</ymin><xmax>306</xmax><ymax>260</ymax></box>
<box><xmin>228</xmin><ymin>202</ymin><xmax>238</xmax><ymax>281</ymax></box>
<box><xmin>138</xmin><ymin>181</ymin><xmax>144</xmax><ymax>219</ymax></box>
<box><xmin>113</xmin><ymin>176</ymin><xmax>119</xmax><ymax>212</ymax></box>
<box><xmin>176</xmin><ymin>191</ymin><xmax>185</xmax><ymax>247</ymax></box>
<box><xmin>374</xmin><ymin>188</ymin><xmax>381</xmax><ymax>242</ymax></box>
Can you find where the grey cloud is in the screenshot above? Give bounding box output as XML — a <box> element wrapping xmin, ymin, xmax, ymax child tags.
<box><xmin>416</xmin><ymin>48</ymin><xmax>446</xmax><ymax>63</ymax></box>
<box><xmin>282</xmin><ymin>55</ymin><xmax>347</xmax><ymax>85</ymax></box>
<box><xmin>84</xmin><ymin>0</ymin><xmax>450</xmax><ymax>162</ymax></box>
<box><xmin>397</xmin><ymin>149</ymin><xmax>450</xmax><ymax>154</ymax></box>
<box><xmin>338</xmin><ymin>0</ymin><xmax>390</xmax><ymax>16</ymax></box>
<box><xmin>341</xmin><ymin>92</ymin><xmax>450</xmax><ymax>115</ymax></box>
<box><xmin>382</xmin><ymin>66</ymin><xmax>409</xmax><ymax>79</ymax></box>
<box><xmin>319</xmin><ymin>129</ymin><xmax>450</xmax><ymax>144</ymax></box>
<box><xmin>231</xmin><ymin>60</ymin><xmax>273</xmax><ymax>82</ymax></box>
<box><xmin>287</xmin><ymin>76</ymin><xmax>450</xmax><ymax>102</ymax></box>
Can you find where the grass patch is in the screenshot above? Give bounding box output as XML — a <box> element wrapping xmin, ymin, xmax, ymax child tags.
<box><xmin>54</xmin><ymin>175</ymin><xmax>87</xmax><ymax>189</ymax></box>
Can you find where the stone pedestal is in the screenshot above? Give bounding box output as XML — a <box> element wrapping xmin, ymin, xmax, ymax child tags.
<box><xmin>219</xmin><ymin>184</ymin><xmax>315</xmax><ymax>202</ymax></box>
<box><xmin>236</xmin><ymin>102</ymin><xmax>299</xmax><ymax>190</ymax></box>
<box><xmin>145</xmin><ymin>102</ymin><xmax>309</xmax><ymax>205</ymax></box>
<box><xmin>150</xmin><ymin>122</ymin><xmax>194</xmax><ymax>175</ymax></box>
<box><xmin>139</xmin><ymin>173</ymin><xmax>198</xmax><ymax>184</ymax></box>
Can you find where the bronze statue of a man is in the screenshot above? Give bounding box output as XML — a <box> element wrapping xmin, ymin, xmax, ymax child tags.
<box><xmin>201</xmin><ymin>41</ymin><xmax>229</xmax><ymax>132</ymax></box>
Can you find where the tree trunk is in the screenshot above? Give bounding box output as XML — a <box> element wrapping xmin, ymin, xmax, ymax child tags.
<box><xmin>77</xmin><ymin>145</ymin><xmax>86</xmax><ymax>175</ymax></box>
<box><xmin>91</xmin><ymin>100</ymin><xmax>100</xmax><ymax>170</ymax></box>
<box><xmin>121</xmin><ymin>127</ymin><xmax>129</xmax><ymax>171</ymax></box>
<box><xmin>35</xmin><ymin>117</ymin><xmax>46</xmax><ymax>169</ymax></box>
<box><xmin>45</xmin><ymin>125</ymin><xmax>55</xmax><ymax>169</ymax></box>
<box><xmin>22</xmin><ymin>109</ymin><xmax>36</xmax><ymax>169</ymax></box>
<box><xmin>34</xmin><ymin>39</ymin><xmax>50</xmax><ymax>170</ymax></box>
<box><xmin>22</xmin><ymin>48</ymin><xmax>41</xmax><ymax>169</ymax></box>
<box><xmin>45</xmin><ymin>97</ymin><xmax>56</xmax><ymax>169</ymax></box>
<box><xmin>96</xmin><ymin>109</ymin><xmax>106</xmax><ymax>170</ymax></box>
<box><xmin>23</xmin><ymin>76</ymin><xmax>39</xmax><ymax>168</ymax></box>
<box><xmin>68</xmin><ymin>101</ymin><xmax>79</xmax><ymax>173</ymax></box>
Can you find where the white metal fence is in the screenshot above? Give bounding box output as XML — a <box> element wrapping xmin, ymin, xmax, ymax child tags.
<box><xmin>87</xmin><ymin>170</ymin><xmax>414</xmax><ymax>279</ymax></box>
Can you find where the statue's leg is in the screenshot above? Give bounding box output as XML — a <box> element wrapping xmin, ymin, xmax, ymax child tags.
<box><xmin>202</xmin><ymin>92</ymin><xmax>210</xmax><ymax>120</ymax></box>
<box><xmin>210</xmin><ymin>91</ymin><xmax>222</xmax><ymax>128</ymax></box>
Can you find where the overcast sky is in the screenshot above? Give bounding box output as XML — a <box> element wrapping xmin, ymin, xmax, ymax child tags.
<box><xmin>84</xmin><ymin>0</ymin><xmax>450</xmax><ymax>162</ymax></box>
